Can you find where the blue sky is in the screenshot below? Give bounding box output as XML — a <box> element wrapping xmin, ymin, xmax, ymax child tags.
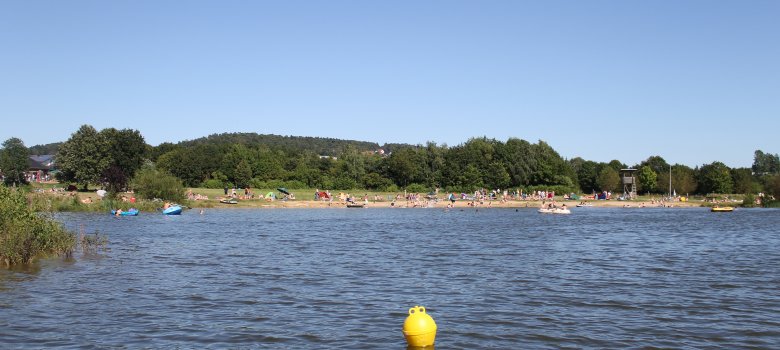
<box><xmin>1</xmin><ymin>1</ymin><xmax>778</xmax><ymax>168</ymax></box>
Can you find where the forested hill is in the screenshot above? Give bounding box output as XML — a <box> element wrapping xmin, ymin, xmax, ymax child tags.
<box><xmin>28</xmin><ymin>142</ymin><xmax>62</xmax><ymax>155</ymax></box>
<box><xmin>175</xmin><ymin>133</ymin><xmax>384</xmax><ymax>156</ymax></box>
<box><xmin>28</xmin><ymin>134</ymin><xmax>399</xmax><ymax>157</ymax></box>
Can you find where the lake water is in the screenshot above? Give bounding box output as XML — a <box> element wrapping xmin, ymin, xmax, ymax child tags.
<box><xmin>2</xmin><ymin>207</ymin><xmax>780</xmax><ymax>349</ymax></box>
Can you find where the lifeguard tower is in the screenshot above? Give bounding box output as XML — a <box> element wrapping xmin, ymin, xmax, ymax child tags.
<box><xmin>620</xmin><ymin>169</ymin><xmax>637</xmax><ymax>199</ymax></box>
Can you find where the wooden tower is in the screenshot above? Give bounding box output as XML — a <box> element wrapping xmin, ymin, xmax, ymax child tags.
<box><xmin>620</xmin><ymin>169</ymin><xmax>637</xmax><ymax>199</ymax></box>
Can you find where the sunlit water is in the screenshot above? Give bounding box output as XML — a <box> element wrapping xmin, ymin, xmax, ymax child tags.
<box><xmin>2</xmin><ymin>207</ymin><xmax>779</xmax><ymax>349</ymax></box>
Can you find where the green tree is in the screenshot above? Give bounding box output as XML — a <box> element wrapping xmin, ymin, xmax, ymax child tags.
<box><xmin>338</xmin><ymin>146</ymin><xmax>366</xmax><ymax>184</ymax></box>
<box><xmin>596</xmin><ymin>167</ymin><xmax>620</xmax><ymax>192</ymax></box>
<box><xmin>288</xmin><ymin>155</ymin><xmax>322</xmax><ymax>188</ymax></box>
<box><xmin>639</xmin><ymin>156</ymin><xmax>669</xmax><ymax>175</ymax></box>
<box><xmin>362</xmin><ymin>172</ymin><xmax>393</xmax><ymax>190</ymax></box>
<box><xmin>606</xmin><ymin>160</ymin><xmax>626</xmax><ymax>172</ymax></box>
<box><xmin>502</xmin><ymin>138</ymin><xmax>534</xmax><ymax>187</ymax></box>
<box><xmin>484</xmin><ymin>161</ymin><xmax>511</xmax><ymax>189</ymax></box>
<box><xmin>569</xmin><ymin>157</ymin><xmax>599</xmax><ymax>193</ymax></box>
<box><xmin>731</xmin><ymin>168</ymin><xmax>758</xmax><ymax>194</ymax></box>
<box><xmin>420</xmin><ymin>141</ymin><xmax>445</xmax><ymax>188</ymax></box>
<box><xmin>638</xmin><ymin>156</ymin><xmax>669</xmax><ymax>192</ymax></box>
<box><xmin>767</xmin><ymin>175</ymin><xmax>780</xmax><ymax>200</ymax></box>
<box><xmin>56</xmin><ymin>125</ymin><xmax>109</xmax><ymax>190</ymax></box>
<box><xmin>100</xmin><ymin>128</ymin><xmax>147</xmax><ymax>193</ymax></box>
<box><xmin>698</xmin><ymin>161</ymin><xmax>734</xmax><ymax>194</ymax></box>
<box><xmin>220</xmin><ymin>144</ymin><xmax>252</xmax><ymax>183</ymax></box>
<box><xmin>461</xmin><ymin>164</ymin><xmax>484</xmax><ymax>191</ymax></box>
<box><xmin>637</xmin><ymin>166</ymin><xmax>658</xmax><ymax>194</ymax></box>
<box><xmin>671</xmin><ymin>165</ymin><xmax>697</xmax><ymax>195</ymax></box>
<box><xmin>156</xmin><ymin>148</ymin><xmax>204</xmax><ymax>187</ymax></box>
<box><xmin>388</xmin><ymin>147</ymin><xmax>424</xmax><ymax>186</ymax></box>
<box><xmin>457</xmin><ymin>138</ymin><xmax>497</xmax><ymax>186</ymax></box>
<box><xmin>529</xmin><ymin>141</ymin><xmax>560</xmax><ymax>185</ymax></box>
<box><xmin>156</xmin><ymin>145</ymin><xmax>222</xmax><ymax>187</ymax></box>
<box><xmin>0</xmin><ymin>137</ymin><xmax>29</xmax><ymax>186</ymax></box>
<box><xmin>251</xmin><ymin>147</ymin><xmax>286</xmax><ymax>181</ymax></box>
<box><xmin>234</xmin><ymin>159</ymin><xmax>253</xmax><ymax>188</ymax></box>
<box><xmin>149</xmin><ymin>142</ymin><xmax>179</xmax><ymax>162</ymax></box>
<box><xmin>752</xmin><ymin>150</ymin><xmax>780</xmax><ymax>175</ymax></box>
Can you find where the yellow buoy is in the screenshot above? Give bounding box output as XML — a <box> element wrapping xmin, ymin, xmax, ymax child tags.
<box><xmin>403</xmin><ymin>305</ymin><xmax>437</xmax><ymax>347</ymax></box>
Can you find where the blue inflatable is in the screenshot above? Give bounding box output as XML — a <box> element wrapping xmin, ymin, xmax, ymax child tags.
<box><xmin>111</xmin><ymin>209</ymin><xmax>139</xmax><ymax>216</ymax></box>
<box><xmin>162</xmin><ymin>205</ymin><xmax>182</xmax><ymax>215</ymax></box>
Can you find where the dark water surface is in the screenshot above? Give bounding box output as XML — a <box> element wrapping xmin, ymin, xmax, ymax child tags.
<box><xmin>2</xmin><ymin>208</ymin><xmax>780</xmax><ymax>349</ymax></box>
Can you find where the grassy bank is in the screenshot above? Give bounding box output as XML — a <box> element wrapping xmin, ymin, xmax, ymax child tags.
<box><xmin>0</xmin><ymin>185</ymin><xmax>75</xmax><ymax>266</ymax></box>
<box><xmin>27</xmin><ymin>192</ymin><xmax>168</xmax><ymax>212</ymax></box>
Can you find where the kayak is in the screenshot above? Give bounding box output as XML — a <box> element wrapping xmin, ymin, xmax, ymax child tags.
<box><xmin>162</xmin><ymin>205</ymin><xmax>183</xmax><ymax>215</ymax></box>
<box><xmin>111</xmin><ymin>209</ymin><xmax>139</xmax><ymax>216</ymax></box>
<box><xmin>219</xmin><ymin>199</ymin><xmax>238</xmax><ymax>204</ymax></box>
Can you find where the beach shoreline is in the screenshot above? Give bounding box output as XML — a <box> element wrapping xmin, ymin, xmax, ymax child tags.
<box><xmin>191</xmin><ymin>198</ymin><xmax>705</xmax><ymax>209</ymax></box>
<box><xmin>29</xmin><ymin>183</ymin><xmax>720</xmax><ymax>211</ymax></box>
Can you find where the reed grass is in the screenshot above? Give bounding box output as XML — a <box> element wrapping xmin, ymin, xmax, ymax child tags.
<box><xmin>78</xmin><ymin>229</ymin><xmax>108</xmax><ymax>254</ymax></box>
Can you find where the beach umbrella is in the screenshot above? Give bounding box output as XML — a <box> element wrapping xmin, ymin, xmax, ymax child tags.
<box><xmin>277</xmin><ymin>188</ymin><xmax>290</xmax><ymax>195</ymax></box>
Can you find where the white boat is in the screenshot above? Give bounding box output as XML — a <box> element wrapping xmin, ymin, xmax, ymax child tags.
<box><xmin>538</xmin><ymin>207</ymin><xmax>571</xmax><ymax>214</ymax></box>
<box><xmin>576</xmin><ymin>203</ymin><xmax>593</xmax><ymax>207</ymax></box>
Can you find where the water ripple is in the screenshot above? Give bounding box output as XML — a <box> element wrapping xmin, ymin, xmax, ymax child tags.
<box><xmin>1</xmin><ymin>208</ymin><xmax>779</xmax><ymax>348</ymax></box>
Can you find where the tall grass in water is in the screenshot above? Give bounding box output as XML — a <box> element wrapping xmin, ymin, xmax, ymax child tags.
<box><xmin>28</xmin><ymin>192</ymin><xmax>85</xmax><ymax>212</ymax></box>
<box><xmin>0</xmin><ymin>185</ymin><xmax>76</xmax><ymax>266</ymax></box>
<box><xmin>77</xmin><ymin>226</ymin><xmax>108</xmax><ymax>254</ymax></box>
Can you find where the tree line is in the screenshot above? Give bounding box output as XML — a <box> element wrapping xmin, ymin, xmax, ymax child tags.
<box><xmin>2</xmin><ymin>125</ymin><xmax>780</xmax><ymax>202</ymax></box>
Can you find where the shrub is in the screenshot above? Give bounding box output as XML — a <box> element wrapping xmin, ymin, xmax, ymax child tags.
<box><xmin>131</xmin><ymin>164</ymin><xmax>185</xmax><ymax>202</ymax></box>
<box><xmin>741</xmin><ymin>193</ymin><xmax>757</xmax><ymax>208</ymax></box>
<box><xmin>248</xmin><ymin>178</ymin><xmax>267</xmax><ymax>189</ymax></box>
<box><xmin>405</xmin><ymin>183</ymin><xmax>429</xmax><ymax>193</ymax></box>
<box><xmin>0</xmin><ymin>185</ymin><xmax>75</xmax><ymax>266</ymax></box>
<box><xmin>362</xmin><ymin>172</ymin><xmax>393</xmax><ymax>190</ymax></box>
<box><xmin>201</xmin><ymin>171</ymin><xmax>228</xmax><ymax>189</ymax></box>
<box><xmin>331</xmin><ymin>177</ymin><xmax>357</xmax><ymax>190</ymax></box>
<box><xmin>281</xmin><ymin>180</ymin><xmax>307</xmax><ymax>189</ymax></box>
<box><xmin>201</xmin><ymin>178</ymin><xmax>225</xmax><ymax>189</ymax></box>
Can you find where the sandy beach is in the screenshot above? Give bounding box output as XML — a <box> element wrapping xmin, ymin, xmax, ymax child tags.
<box><xmin>35</xmin><ymin>185</ymin><xmax>710</xmax><ymax>211</ymax></box>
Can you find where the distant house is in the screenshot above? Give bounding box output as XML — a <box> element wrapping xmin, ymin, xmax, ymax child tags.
<box><xmin>28</xmin><ymin>155</ymin><xmax>56</xmax><ymax>182</ymax></box>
